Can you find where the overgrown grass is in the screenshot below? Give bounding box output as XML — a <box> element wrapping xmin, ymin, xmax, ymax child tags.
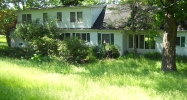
<box><xmin>0</xmin><ymin>56</ymin><xmax>187</xmax><ymax>100</ymax></box>
<box><xmin>0</xmin><ymin>35</ymin><xmax>7</xmax><ymax>46</ymax></box>
<box><xmin>0</xmin><ymin>36</ymin><xmax>187</xmax><ymax>100</ymax></box>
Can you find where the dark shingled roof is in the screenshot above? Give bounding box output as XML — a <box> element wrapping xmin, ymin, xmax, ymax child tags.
<box><xmin>91</xmin><ymin>4</ymin><xmax>131</xmax><ymax>29</ymax></box>
<box><xmin>92</xmin><ymin>4</ymin><xmax>187</xmax><ymax>31</ymax></box>
<box><xmin>91</xmin><ymin>6</ymin><xmax>106</xmax><ymax>29</ymax></box>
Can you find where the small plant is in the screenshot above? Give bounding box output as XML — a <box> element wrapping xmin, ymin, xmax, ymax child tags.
<box><xmin>144</xmin><ymin>51</ymin><xmax>162</xmax><ymax>60</ymax></box>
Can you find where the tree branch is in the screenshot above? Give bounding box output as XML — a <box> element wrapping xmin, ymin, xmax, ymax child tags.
<box><xmin>159</xmin><ymin>0</ymin><xmax>166</xmax><ymax>7</ymax></box>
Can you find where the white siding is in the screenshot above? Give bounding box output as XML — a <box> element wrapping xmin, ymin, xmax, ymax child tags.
<box><xmin>90</xmin><ymin>7</ymin><xmax>104</xmax><ymax>27</ymax></box>
<box><xmin>156</xmin><ymin>31</ymin><xmax>187</xmax><ymax>56</ymax></box>
<box><xmin>17</xmin><ymin>7</ymin><xmax>92</xmax><ymax>28</ymax></box>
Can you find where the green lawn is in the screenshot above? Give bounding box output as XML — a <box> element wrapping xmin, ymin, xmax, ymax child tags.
<box><xmin>0</xmin><ymin>56</ymin><xmax>187</xmax><ymax>100</ymax></box>
<box><xmin>0</xmin><ymin>35</ymin><xmax>7</xmax><ymax>46</ymax></box>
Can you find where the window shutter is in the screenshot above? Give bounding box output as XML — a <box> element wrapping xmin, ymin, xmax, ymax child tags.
<box><xmin>181</xmin><ymin>37</ymin><xmax>185</xmax><ymax>47</ymax></box>
<box><xmin>111</xmin><ymin>33</ymin><xmax>114</xmax><ymax>45</ymax></box>
<box><xmin>98</xmin><ymin>33</ymin><xmax>101</xmax><ymax>44</ymax></box>
<box><xmin>72</xmin><ymin>33</ymin><xmax>75</xmax><ymax>38</ymax></box>
<box><xmin>87</xmin><ymin>33</ymin><xmax>90</xmax><ymax>42</ymax></box>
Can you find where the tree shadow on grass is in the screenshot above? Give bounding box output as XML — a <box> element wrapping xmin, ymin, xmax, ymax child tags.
<box><xmin>84</xmin><ymin>57</ymin><xmax>187</xmax><ymax>97</ymax></box>
<box><xmin>84</xmin><ymin>58</ymin><xmax>159</xmax><ymax>77</ymax></box>
<box><xmin>0</xmin><ymin>79</ymin><xmax>55</xmax><ymax>100</ymax></box>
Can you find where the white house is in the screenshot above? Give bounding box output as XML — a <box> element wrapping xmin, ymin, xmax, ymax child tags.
<box><xmin>11</xmin><ymin>4</ymin><xmax>187</xmax><ymax>56</ymax></box>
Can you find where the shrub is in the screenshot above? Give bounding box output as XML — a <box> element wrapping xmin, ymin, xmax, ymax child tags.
<box><xmin>0</xmin><ymin>46</ymin><xmax>34</xmax><ymax>59</ymax></box>
<box><xmin>14</xmin><ymin>22</ymin><xmax>59</xmax><ymax>57</ymax></box>
<box><xmin>144</xmin><ymin>51</ymin><xmax>162</xmax><ymax>60</ymax></box>
<box><xmin>58</xmin><ymin>38</ymin><xmax>90</xmax><ymax>63</ymax></box>
<box><xmin>176</xmin><ymin>55</ymin><xmax>187</xmax><ymax>63</ymax></box>
<box><xmin>31</xmin><ymin>36</ymin><xmax>59</xmax><ymax>56</ymax></box>
<box><xmin>109</xmin><ymin>45</ymin><xmax>121</xmax><ymax>58</ymax></box>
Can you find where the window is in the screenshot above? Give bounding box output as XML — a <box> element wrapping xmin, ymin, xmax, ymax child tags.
<box><xmin>98</xmin><ymin>33</ymin><xmax>114</xmax><ymax>44</ymax></box>
<box><xmin>176</xmin><ymin>36</ymin><xmax>185</xmax><ymax>47</ymax></box>
<box><xmin>145</xmin><ymin>35</ymin><xmax>149</xmax><ymax>49</ymax></box>
<box><xmin>59</xmin><ymin>33</ymin><xmax>70</xmax><ymax>40</ymax></box>
<box><xmin>102</xmin><ymin>34</ymin><xmax>110</xmax><ymax>43</ymax></box>
<box><xmin>176</xmin><ymin>37</ymin><xmax>180</xmax><ymax>46</ymax></box>
<box><xmin>22</xmin><ymin>14</ymin><xmax>32</xmax><ymax>22</ymax></box>
<box><xmin>70</xmin><ymin>12</ymin><xmax>83</xmax><ymax>23</ymax></box>
<box><xmin>57</xmin><ymin>12</ymin><xmax>62</xmax><ymax>21</ymax></box>
<box><xmin>43</xmin><ymin>13</ymin><xmax>48</xmax><ymax>22</ymax></box>
<box><xmin>73</xmin><ymin>33</ymin><xmax>90</xmax><ymax>42</ymax></box>
<box><xmin>181</xmin><ymin>37</ymin><xmax>185</xmax><ymax>47</ymax></box>
<box><xmin>70</xmin><ymin>12</ymin><xmax>76</xmax><ymax>22</ymax></box>
<box><xmin>129</xmin><ymin>35</ymin><xmax>133</xmax><ymax>48</ymax></box>
<box><xmin>139</xmin><ymin>35</ymin><xmax>144</xmax><ymax>49</ymax></box>
<box><xmin>77</xmin><ymin>12</ymin><xmax>83</xmax><ymax>22</ymax></box>
<box><xmin>129</xmin><ymin>35</ymin><xmax>155</xmax><ymax>49</ymax></box>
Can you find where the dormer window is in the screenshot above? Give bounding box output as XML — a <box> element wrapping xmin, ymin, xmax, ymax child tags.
<box><xmin>70</xmin><ymin>12</ymin><xmax>76</xmax><ymax>22</ymax></box>
<box><xmin>57</xmin><ymin>12</ymin><xmax>62</xmax><ymax>21</ymax></box>
<box><xmin>70</xmin><ymin>12</ymin><xmax>83</xmax><ymax>23</ymax></box>
<box><xmin>43</xmin><ymin>13</ymin><xmax>48</xmax><ymax>22</ymax></box>
<box><xmin>77</xmin><ymin>12</ymin><xmax>83</xmax><ymax>22</ymax></box>
<box><xmin>22</xmin><ymin>14</ymin><xmax>32</xmax><ymax>22</ymax></box>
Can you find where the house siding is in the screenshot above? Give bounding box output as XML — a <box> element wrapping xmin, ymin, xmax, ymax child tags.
<box><xmin>16</xmin><ymin>6</ymin><xmax>105</xmax><ymax>29</ymax></box>
<box><xmin>156</xmin><ymin>31</ymin><xmax>187</xmax><ymax>56</ymax></box>
<box><xmin>125</xmin><ymin>31</ymin><xmax>187</xmax><ymax>56</ymax></box>
<box><xmin>90</xmin><ymin>7</ymin><xmax>104</xmax><ymax>28</ymax></box>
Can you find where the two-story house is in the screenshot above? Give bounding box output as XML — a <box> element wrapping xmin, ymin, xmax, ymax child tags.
<box><xmin>10</xmin><ymin>5</ymin><xmax>187</xmax><ymax>56</ymax></box>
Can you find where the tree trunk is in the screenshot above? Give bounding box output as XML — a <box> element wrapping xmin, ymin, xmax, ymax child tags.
<box><xmin>161</xmin><ymin>12</ymin><xmax>177</xmax><ymax>71</ymax></box>
<box><xmin>5</xmin><ymin>30</ymin><xmax>11</xmax><ymax>47</ymax></box>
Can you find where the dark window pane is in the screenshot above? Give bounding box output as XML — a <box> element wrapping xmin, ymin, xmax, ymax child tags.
<box><xmin>70</xmin><ymin>12</ymin><xmax>75</xmax><ymax>22</ymax></box>
<box><xmin>176</xmin><ymin>37</ymin><xmax>180</xmax><ymax>46</ymax></box>
<box><xmin>129</xmin><ymin>35</ymin><xmax>133</xmax><ymax>48</ymax></box>
<box><xmin>43</xmin><ymin>13</ymin><xmax>48</xmax><ymax>22</ymax></box>
<box><xmin>22</xmin><ymin>14</ymin><xmax>26</xmax><ymax>22</ymax></box>
<box><xmin>77</xmin><ymin>12</ymin><xmax>82</xmax><ymax>22</ymax></box>
<box><xmin>140</xmin><ymin>35</ymin><xmax>144</xmax><ymax>49</ymax></box>
<box><xmin>57</xmin><ymin>12</ymin><xmax>62</xmax><ymax>21</ymax></box>
<box><xmin>145</xmin><ymin>35</ymin><xmax>149</xmax><ymax>49</ymax></box>
<box><xmin>102</xmin><ymin>34</ymin><xmax>110</xmax><ymax>43</ymax></box>
<box><xmin>181</xmin><ymin>37</ymin><xmax>185</xmax><ymax>47</ymax></box>
<box><xmin>82</xmin><ymin>33</ymin><xmax>87</xmax><ymax>41</ymax></box>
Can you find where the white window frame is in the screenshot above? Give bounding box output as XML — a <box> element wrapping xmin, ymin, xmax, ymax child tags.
<box><xmin>70</xmin><ymin>12</ymin><xmax>83</xmax><ymax>23</ymax></box>
<box><xmin>128</xmin><ymin>35</ymin><xmax>155</xmax><ymax>49</ymax></box>
<box><xmin>43</xmin><ymin>13</ymin><xmax>48</xmax><ymax>22</ymax></box>
<box><xmin>22</xmin><ymin>14</ymin><xmax>32</xmax><ymax>22</ymax></box>
<box><xmin>57</xmin><ymin>12</ymin><xmax>62</xmax><ymax>21</ymax></box>
<box><xmin>176</xmin><ymin>36</ymin><xmax>186</xmax><ymax>47</ymax></box>
<box><xmin>74</xmin><ymin>33</ymin><xmax>90</xmax><ymax>42</ymax></box>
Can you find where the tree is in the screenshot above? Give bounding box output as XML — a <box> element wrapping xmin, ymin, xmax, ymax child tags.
<box><xmin>0</xmin><ymin>9</ymin><xmax>17</xmax><ymax>47</ymax></box>
<box><xmin>150</xmin><ymin>0</ymin><xmax>187</xmax><ymax>71</ymax></box>
<box><xmin>122</xmin><ymin>0</ymin><xmax>187</xmax><ymax>71</ymax></box>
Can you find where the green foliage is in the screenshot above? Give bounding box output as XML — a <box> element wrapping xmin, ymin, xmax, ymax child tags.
<box><xmin>90</xmin><ymin>44</ymin><xmax>120</xmax><ymax>59</ymax></box>
<box><xmin>58</xmin><ymin>37</ymin><xmax>90</xmax><ymax>63</ymax></box>
<box><xmin>109</xmin><ymin>45</ymin><xmax>121</xmax><ymax>58</ymax></box>
<box><xmin>31</xmin><ymin>36</ymin><xmax>59</xmax><ymax>56</ymax></box>
<box><xmin>15</xmin><ymin>22</ymin><xmax>59</xmax><ymax>57</ymax></box>
<box><xmin>0</xmin><ymin>47</ymin><xmax>33</xmax><ymax>59</ymax></box>
<box><xmin>144</xmin><ymin>52</ymin><xmax>162</xmax><ymax>60</ymax></box>
<box><xmin>1</xmin><ymin>56</ymin><xmax>187</xmax><ymax>100</ymax></box>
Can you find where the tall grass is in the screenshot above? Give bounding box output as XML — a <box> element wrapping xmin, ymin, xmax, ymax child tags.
<box><xmin>0</xmin><ymin>35</ymin><xmax>7</xmax><ymax>46</ymax></box>
<box><xmin>0</xmin><ymin>56</ymin><xmax>187</xmax><ymax>100</ymax></box>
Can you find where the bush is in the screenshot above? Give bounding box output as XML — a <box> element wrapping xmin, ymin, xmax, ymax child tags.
<box><xmin>144</xmin><ymin>52</ymin><xmax>162</xmax><ymax>60</ymax></box>
<box><xmin>31</xmin><ymin>36</ymin><xmax>59</xmax><ymax>56</ymax></box>
<box><xmin>58</xmin><ymin>38</ymin><xmax>90</xmax><ymax>63</ymax></box>
<box><xmin>15</xmin><ymin>22</ymin><xmax>59</xmax><ymax>57</ymax></box>
<box><xmin>89</xmin><ymin>44</ymin><xmax>121</xmax><ymax>59</ymax></box>
<box><xmin>0</xmin><ymin>46</ymin><xmax>34</xmax><ymax>59</ymax></box>
<box><xmin>176</xmin><ymin>55</ymin><xmax>187</xmax><ymax>63</ymax></box>
<box><xmin>109</xmin><ymin>45</ymin><xmax>121</xmax><ymax>58</ymax></box>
